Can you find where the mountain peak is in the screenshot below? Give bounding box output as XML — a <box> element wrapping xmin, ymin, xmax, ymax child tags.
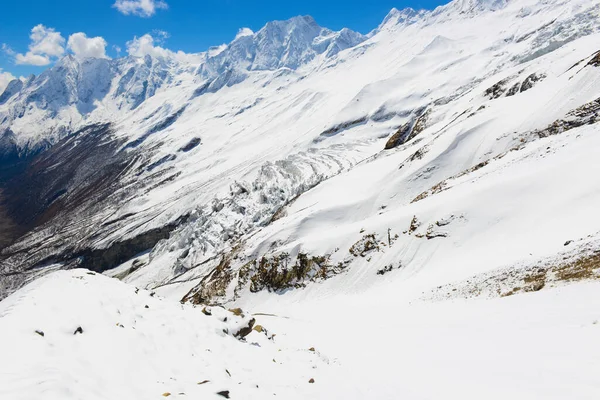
<box><xmin>436</xmin><ymin>0</ymin><xmax>510</xmax><ymax>16</ymax></box>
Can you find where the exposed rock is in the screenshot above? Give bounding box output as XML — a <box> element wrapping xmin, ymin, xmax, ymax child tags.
<box><xmin>250</xmin><ymin>252</ymin><xmax>344</xmax><ymax>293</ymax></box>
<box><xmin>216</xmin><ymin>390</ymin><xmax>230</xmax><ymax>398</ymax></box>
<box><xmin>384</xmin><ymin>122</ymin><xmax>412</xmax><ymax>150</ymax></box>
<box><xmin>506</xmin><ymin>82</ymin><xmax>521</xmax><ymax>97</ymax></box>
<box><xmin>228</xmin><ymin>308</ymin><xmax>244</xmax><ymax>317</ymax></box>
<box><xmin>35</xmin><ymin>330</ymin><xmax>44</xmax><ymax>337</ymax></box>
<box><xmin>408</xmin><ymin>216</ymin><xmax>420</xmax><ymax>234</ymax></box>
<box><xmin>384</xmin><ymin>108</ymin><xmax>430</xmax><ymax>150</ymax></box>
<box><xmin>586</xmin><ymin>51</ymin><xmax>600</xmax><ymax>67</ymax></box>
<box><xmin>73</xmin><ymin>326</ymin><xmax>83</xmax><ymax>335</ymax></box>
<box><xmin>234</xmin><ymin>317</ymin><xmax>255</xmax><ymax>338</ymax></box>
<box><xmin>534</xmin><ymin>97</ymin><xmax>600</xmax><ymax>138</ymax></box>
<box><xmin>349</xmin><ymin>234</ymin><xmax>380</xmax><ymax>257</ymax></box>
<box><xmin>485</xmin><ymin>77</ymin><xmax>512</xmax><ymax>99</ymax></box>
<box><xmin>377</xmin><ymin>265</ymin><xmax>394</xmax><ymax>275</ymax></box>
<box><xmin>179</xmin><ymin>137</ymin><xmax>201</xmax><ymax>152</ymax></box>
<box><xmin>520</xmin><ymin>73</ymin><xmax>546</xmax><ymax>93</ymax></box>
<box><xmin>319</xmin><ymin>116</ymin><xmax>368</xmax><ymax>138</ymax></box>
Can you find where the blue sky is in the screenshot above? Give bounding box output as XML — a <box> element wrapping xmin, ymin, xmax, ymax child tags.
<box><xmin>0</xmin><ymin>0</ymin><xmax>447</xmax><ymax>81</ymax></box>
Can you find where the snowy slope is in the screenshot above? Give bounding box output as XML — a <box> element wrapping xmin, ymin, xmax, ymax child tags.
<box><xmin>0</xmin><ymin>269</ymin><xmax>330</xmax><ymax>400</ymax></box>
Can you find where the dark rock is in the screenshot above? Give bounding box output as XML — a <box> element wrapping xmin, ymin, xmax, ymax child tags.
<box><xmin>506</xmin><ymin>82</ymin><xmax>521</xmax><ymax>97</ymax></box>
<box><xmin>384</xmin><ymin>123</ymin><xmax>412</xmax><ymax>150</ymax></box>
<box><xmin>216</xmin><ymin>390</ymin><xmax>230</xmax><ymax>398</ymax></box>
<box><xmin>587</xmin><ymin>51</ymin><xmax>600</xmax><ymax>67</ymax></box>
<box><xmin>179</xmin><ymin>137</ymin><xmax>201</xmax><ymax>152</ymax></box>
<box><xmin>73</xmin><ymin>326</ymin><xmax>83</xmax><ymax>335</ymax></box>
<box><xmin>234</xmin><ymin>318</ymin><xmax>256</xmax><ymax>339</ymax></box>
<box><xmin>520</xmin><ymin>73</ymin><xmax>545</xmax><ymax>93</ymax></box>
<box><xmin>485</xmin><ymin>78</ymin><xmax>510</xmax><ymax>99</ymax></box>
<box><xmin>564</xmin><ymin>240</ymin><xmax>573</xmax><ymax>246</ymax></box>
<box><xmin>318</xmin><ymin>116</ymin><xmax>368</xmax><ymax>138</ymax></box>
<box><xmin>377</xmin><ymin>265</ymin><xmax>394</xmax><ymax>275</ymax></box>
<box><xmin>35</xmin><ymin>330</ymin><xmax>44</xmax><ymax>337</ymax></box>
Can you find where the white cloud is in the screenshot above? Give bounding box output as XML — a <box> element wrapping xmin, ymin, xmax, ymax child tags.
<box><xmin>2</xmin><ymin>43</ymin><xmax>16</xmax><ymax>56</ymax></box>
<box><xmin>0</xmin><ymin>69</ymin><xmax>17</xmax><ymax>94</ymax></box>
<box><xmin>67</xmin><ymin>33</ymin><xmax>109</xmax><ymax>59</ymax></box>
<box><xmin>126</xmin><ymin>33</ymin><xmax>203</xmax><ymax>64</ymax></box>
<box><xmin>15</xmin><ymin>25</ymin><xmax>65</xmax><ymax>66</ymax></box>
<box><xmin>126</xmin><ymin>33</ymin><xmax>171</xmax><ymax>58</ymax></box>
<box><xmin>113</xmin><ymin>0</ymin><xmax>168</xmax><ymax>17</ymax></box>
<box><xmin>15</xmin><ymin>53</ymin><xmax>51</xmax><ymax>66</ymax></box>
<box><xmin>235</xmin><ymin>28</ymin><xmax>254</xmax><ymax>40</ymax></box>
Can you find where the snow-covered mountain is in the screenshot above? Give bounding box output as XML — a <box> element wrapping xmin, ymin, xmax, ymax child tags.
<box><xmin>1</xmin><ymin>0</ymin><xmax>600</xmax><ymax>397</ymax></box>
<box><xmin>0</xmin><ymin>16</ymin><xmax>365</xmax><ymax>158</ymax></box>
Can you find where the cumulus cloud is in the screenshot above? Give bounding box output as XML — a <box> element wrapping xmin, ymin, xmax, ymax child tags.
<box><xmin>113</xmin><ymin>0</ymin><xmax>168</xmax><ymax>17</ymax></box>
<box><xmin>126</xmin><ymin>32</ymin><xmax>203</xmax><ymax>64</ymax></box>
<box><xmin>126</xmin><ymin>33</ymin><xmax>171</xmax><ymax>58</ymax></box>
<box><xmin>0</xmin><ymin>69</ymin><xmax>17</xmax><ymax>94</ymax></box>
<box><xmin>15</xmin><ymin>25</ymin><xmax>65</xmax><ymax>66</ymax></box>
<box><xmin>67</xmin><ymin>33</ymin><xmax>109</xmax><ymax>59</ymax></box>
<box><xmin>235</xmin><ymin>28</ymin><xmax>254</xmax><ymax>40</ymax></box>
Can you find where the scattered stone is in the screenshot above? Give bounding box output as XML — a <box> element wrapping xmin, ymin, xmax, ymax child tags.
<box><xmin>253</xmin><ymin>325</ymin><xmax>264</xmax><ymax>333</ymax></box>
<box><xmin>216</xmin><ymin>390</ymin><xmax>230</xmax><ymax>399</ymax></box>
<box><xmin>145</xmin><ymin>305</ymin><xmax>149</xmax><ymax>309</ymax></box>
<box><xmin>564</xmin><ymin>240</ymin><xmax>573</xmax><ymax>246</ymax></box>
<box><xmin>308</xmin><ymin>347</ymin><xmax>315</xmax><ymax>352</ymax></box>
<box><xmin>234</xmin><ymin>318</ymin><xmax>256</xmax><ymax>339</ymax></box>
<box><xmin>35</xmin><ymin>330</ymin><xmax>44</xmax><ymax>337</ymax></box>
<box><xmin>202</xmin><ymin>307</ymin><xmax>212</xmax><ymax>316</ymax></box>
<box><xmin>408</xmin><ymin>216</ymin><xmax>420</xmax><ymax>234</ymax></box>
<box><xmin>162</xmin><ymin>393</ymin><xmax>171</xmax><ymax>397</ymax></box>
<box><xmin>426</xmin><ymin>231</ymin><xmax>448</xmax><ymax>240</ymax></box>
<box><xmin>349</xmin><ymin>234</ymin><xmax>380</xmax><ymax>257</ymax></box>
<box><xmin>198</xmin><ymin>380</ymin><xmax>210</xmax><ymax>385</ymax></box>
<box><xmin>225</xmin><ymin>369</ymin><xmax>231</xmax><ymax>377</ymax></box>
<box><xmin>228</xmin><ymin>308</ymin><xmax>244</xmax><ymax>317</ymax></box>
<box><xmin>73</xmin><ymin>327</ymin><xmax>83</xmax><ymax>335</ymax></box>
<box><xmin>377</xmin><ymin>265</ymin><xmax>394</xmax><ymax>275</ymax></box>
<box><xmin>309</xmin><ymin>378</ymin><xmax>315</xmax><ymax>384</ymax></box>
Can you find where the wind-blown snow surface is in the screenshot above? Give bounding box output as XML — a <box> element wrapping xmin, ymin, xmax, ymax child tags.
<box><xmin>2</xmin><ymin>0</ymin><xmax>600</xmax><ymax>397</ymax></box>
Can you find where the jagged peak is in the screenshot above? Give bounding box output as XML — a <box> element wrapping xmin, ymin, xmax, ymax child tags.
<box><xmin>434</xmin><ymin>0</ymin><xmax>510</xmax><ymax>16</ymax></box>
<box><xmin>376</xmin><ymin>7</ymin><xmax>426</xmax><ymax>32</ymax></box>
